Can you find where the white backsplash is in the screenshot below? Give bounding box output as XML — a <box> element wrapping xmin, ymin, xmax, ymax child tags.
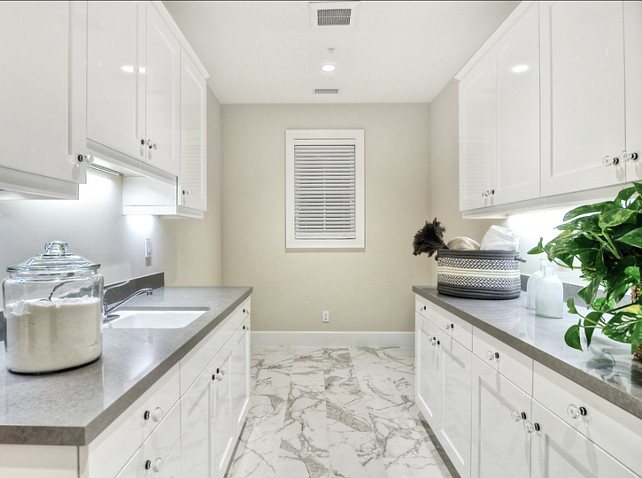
<box><xmin>0</xmin><ymin>170</ymin><xmax>173</xmax><ymax>310</ymax></box>
<box><xmin>504</xmin><ymin>207</ymin><xmax>584</xmax><ymax>286</ymax></box>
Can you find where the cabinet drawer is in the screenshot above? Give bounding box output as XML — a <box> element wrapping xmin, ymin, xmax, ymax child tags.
<box><xmin>116</xmin><ymin>401</ymin><xmax>181</xmax><ymax>477</ymax></box>
<box><xmin>415</xmin><ymin>296</ymin><xmax>430</xmax><ymax>319</ymax></box>
<box><xmin>533</xmin><ymin>362</ymin><xmax>642</xmax><ymax>473</ymax></box>
<box><xmin>473</xmin><ymin>327</ymin><xmax>533</xmax><ymax>394</ymax></box>
<box><xmin>425</xmin><ymin>301</ymin><xmax>472</xmax><ymax>350</ymax></box>
<box><xmin>180</xmin><ymin>298</ymin><xmax>250</xmax><ymax>394</ymax></box>
<box><xmin>84</xmin><ymin>364</ymin><xmax>180</xmax><ymax>478</ymax></box>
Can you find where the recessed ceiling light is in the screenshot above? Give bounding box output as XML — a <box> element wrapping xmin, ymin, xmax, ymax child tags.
<box><xmin>321</xmin><ymin>64</ymin><xmax>336</xmax><ymax>73</ymax></box>
<box><xmin>511</xmin><ymin>64</ymin><xmax>530</xmax><ymax>73</ymax></box>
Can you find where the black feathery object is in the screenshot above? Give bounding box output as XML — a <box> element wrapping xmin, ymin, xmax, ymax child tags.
<box><xmin>412</xmin><ymin>218</ymin><xmax>447</xmax><ymax>257</ymax></box>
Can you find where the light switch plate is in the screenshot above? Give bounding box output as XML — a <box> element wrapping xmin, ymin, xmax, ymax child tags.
<box><xmin>145</xmin><ymin>237</ymin><xmax>152</xmax><ymax>258</ymax></box>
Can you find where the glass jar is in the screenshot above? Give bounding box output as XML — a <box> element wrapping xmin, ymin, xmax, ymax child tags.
<box><xmin>2</xmin><ymin>241</ymin><xmax>103</xmax><ymax>373</ymax></box>
<box><xmin>535</xmin><ymin>265</ymin><xmax>563</xmax><ymax>319</ymax></box>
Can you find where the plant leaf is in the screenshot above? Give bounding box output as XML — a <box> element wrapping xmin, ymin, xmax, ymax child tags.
<box><xmin>598</xmin><ymin>206</ymin><xmax>636</xmax><ymax>229</ymax></box>
<box><xmin>565</xmin><ymin>323</ymin><xmax>583</xmax><ymax>350</ymax></box>
<box><xmin>625</xmin><ymin>266</ymin><xmax>641</xmax><ymax>282</ymax></box>
<box><xmin>630</xmin><ymin>320</ymin><xmax>642</xmax><ymax>354</ymax></box>
<box><xmin>616</xmin><ymin>228</ymin><xmax>642</xmax><ymax>249</ymax></box>
<box><xmin>563</xmin><ymin>202</ymin><xmax>610</xmax><ymax>221</ymax></box>
<box><xmin>615</xmin><ymin>185</ymin><xmax>637</xmax><ymax>205</ymax></box>
<box><xmin>567</xmin><ymin>298</ymin><xmax>578</xmax><ymax>315</ymax></box>
<box><xmin>527</xmin><ymin>238</ymin><xmax>545</xmax><ymax>255</ymax></box>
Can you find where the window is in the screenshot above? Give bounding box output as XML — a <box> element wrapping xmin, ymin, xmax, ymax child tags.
<box><xmin>285</xmin><ymin>129</ymin><xmax>364</xmax><ymax>250</ymax></box>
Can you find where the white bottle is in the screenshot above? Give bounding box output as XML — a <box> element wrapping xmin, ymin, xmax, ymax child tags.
<box><xmin>527</xmin><ymin>258</ymin><xmax>547</xmax><ymax>310</ymax></box>
<box><xmin>535</xmin><ymin>265</ymin><xmax>563</xmax><ymax>318</ymax></box>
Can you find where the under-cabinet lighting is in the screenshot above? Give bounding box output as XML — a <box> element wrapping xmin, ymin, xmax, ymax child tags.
<box><xmin>86</xmin><ymin>163</ymin><xmax>122</xmax><ymax>177</ymax></box>
<box><xmin>121</xmin><ymin>65</ymin><xmax>135</xmax><ymax>73</ymax></box>
<box><xmin>321</xmin><ymin>64</ymin><xmax>336</xmax><ymax>73</ymax></box>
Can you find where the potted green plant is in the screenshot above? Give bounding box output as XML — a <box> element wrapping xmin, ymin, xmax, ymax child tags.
<box><xmin>528</xmin><ymin>182</ymin><xmax>642</xmax><ymax>357</ymax></box>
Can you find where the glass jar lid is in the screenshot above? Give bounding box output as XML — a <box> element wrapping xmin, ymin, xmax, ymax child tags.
<box><xmin>7</xmin><ymin>241</ymin><xmax>100</xmax><ymax>275</ymax></box>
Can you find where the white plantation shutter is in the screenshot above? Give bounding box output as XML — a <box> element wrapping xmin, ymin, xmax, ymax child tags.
<box><xmin>286</xmin><ymin>130</ymin><xmax>364</xmax><ymax>249</ymax></box>
<box><xmin>294</xmin><ymin>143</ymin><xmax>356</xmax><ymax>239</ymax></box>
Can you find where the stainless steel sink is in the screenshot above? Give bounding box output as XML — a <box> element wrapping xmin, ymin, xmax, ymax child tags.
<box><xmin>104</xmin><ymin>308</ymin><xmax>208</xmax><ymax>329</ymax></box>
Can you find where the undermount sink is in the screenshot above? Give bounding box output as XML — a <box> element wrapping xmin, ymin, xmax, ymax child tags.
<box><xmin>104</xmin><ymin>308</ymin><xmax>208</xmax><ymax>329</ymax></box>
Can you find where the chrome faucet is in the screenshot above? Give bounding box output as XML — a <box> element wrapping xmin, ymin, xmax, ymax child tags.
<box><xmin>103</xmin><ymin>284</ymin><xmax>153</xmax><ymax>321</ymax></box>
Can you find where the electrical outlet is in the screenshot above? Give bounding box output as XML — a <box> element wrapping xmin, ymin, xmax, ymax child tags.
<box><xmin>145</xmin><ymin>237</ymin><xmax>152</xmax><ymax>258</ymax></box>
<box><xmin>322</xmin><ymin>311</ymin><xmax>330</xmax><ymax>323</ymax></box>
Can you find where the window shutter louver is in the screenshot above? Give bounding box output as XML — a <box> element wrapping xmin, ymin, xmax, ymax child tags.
<box><xmin>293</xmin><ymin>143</ymin><xmax>356</xmax><ymax>240</ymax></box>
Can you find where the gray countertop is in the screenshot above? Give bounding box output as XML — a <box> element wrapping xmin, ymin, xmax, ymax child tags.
<box><xmin>413</xmin><ymin>287</ymin><xmax>642</xmax><ymax>420</ymax></box>
<box><xmin>0</xmin><ymin>286</ymin><xmax>252</xmax><ymax>446</ymax></box>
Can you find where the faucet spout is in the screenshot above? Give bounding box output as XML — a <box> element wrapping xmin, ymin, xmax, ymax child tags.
<box><xmin>103</xmin><ymin>288</ymin><xmax>153</xmax><ymax>318</ymax></box>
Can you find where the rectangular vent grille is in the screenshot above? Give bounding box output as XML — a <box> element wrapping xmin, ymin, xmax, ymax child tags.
<box><xmin>315</xmin><ymin>88</ymin><xmax>339</xmax><ymax>95</ymax></box>
<box><xmin>317</xmin><ymin>8</ymin><xmax>352</xmax><ymax>26</ymax></box>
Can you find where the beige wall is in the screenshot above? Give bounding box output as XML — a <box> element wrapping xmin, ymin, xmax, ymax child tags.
<box><xmin>166</xmin><ymin>89</ymin><xmax>224</xmax><ymax>286</ymax></box>
<box><xmin>428</xmin><ymin>79</ymin><xmax>496</xmax><ymax>281</ymax></box>
<box><xmin>221</xmin><ymin>104</ymin><xmax>432</xmax><ymax>332</ymax></box>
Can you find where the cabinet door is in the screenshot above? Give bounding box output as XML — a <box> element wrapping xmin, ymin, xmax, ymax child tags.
<box><xmin>624</xmin><ymin>0</ymin><xmax>642</xmax><ymax>181</ymax></box>
<box><xmin>0</xmin><ymin>1</ymin><xmax>85</xmax><ymax>185</ymax></box>
<box><xmin>540</xmin><ymin>1</ymin><xmax>626</xmax><ymax>195</ymax></box>
<box><xmin>471</xmin><ymin>357</ymin><xmax>531</xmax><ymax>478</ymax></box>
<box><xmin>530</xmin><ymin>400</ymin><xmax>637</xmax><ymax>478</ymax></box>
<box><xmin>145</xmin><ymin>3</ymin><xmax>180</xmax><ymax>177</ymax></box>
<box><xmin>491</xmin><ymin>2</ymin><xmax>540</xmax><ymax>206</ymax></box>
<box><xmin>416</xmin><ymin>314</ymin><xmax>442</xmax><ymax>425</ymax></box>
<box><xmin>231</xmin><ymin>319</ymin><xmax>250</xmax><ymax>433</ymax></box>
<box><xmin>459</xmin><ymin>57</ymin><xmax>493</xmax><ymax>211</ymax></box>
<box><xmin>439</xmin><ymin>335</ymin><xmax>472</xmax><ymax>478</ymax></box>
<box><xmin>181</xmin><ymin>368</ymin><xmax>210</xmax><ymax>478</ymax></box>
<box><xmin>86</xmin><ymin>1</ymin><xmax>145</xmax><ymax>162</ymax></box>
<box><xmin>179</xmin><ymin>52</ymin><xmax>207</xmax><ymax>211</ymax></box>
<box><xmin>210</xmin><ymin>346</ymin><xmax>234</xmax><ymax>478</ymax></box>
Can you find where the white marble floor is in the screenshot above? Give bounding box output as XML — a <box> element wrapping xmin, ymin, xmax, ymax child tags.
<box><xmin>225</xmin><ymin>346</ymin><xmax>452</xmax><ymax>478</ymax></box>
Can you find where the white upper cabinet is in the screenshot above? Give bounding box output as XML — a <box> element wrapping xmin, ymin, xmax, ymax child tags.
<box><xmin>0</xmin><ymin>1</ymin><xmax>86</xmax><ymax>199</ymax></box>
<box><xmin>459</xmin><ymin>57</ymin><xmax>493</xmax><ymax>211</ymax></box>
<box><xmin>179</xmin><ymin>51</ymin><xmax>208</xmax><ymax>212</ymax></box>
<box><xmin>539</xmin><ymin>1</ymin><xmax>626</xmax><ymax>195</ymax></box>
<box><xmin>459</xmin><ymin>2</ymin><xmax>540</xmax><ymax>212</ymax></box>
<box><xmin>624</xmin><ymin>0</ymin><xmax>642</xmax><ymax>182</ymax></box>
<box><xmin>86</xmin><ymin>1</ymin><xmax>145</xmax><ymax>165</ymax></box>
<box><xmin>144</xmin><ymin>3</ymin><xmax>181</xmax><ymax>177</ymax></box>
<box><xmin>84</xmin><ymin>1</ymin><xmax>181</xmax><ymax>178</ymax></box>
<box><xmin>491</xmin><ymin>2</ymin><xmax>540</xmax><ymax>206</ymax></box>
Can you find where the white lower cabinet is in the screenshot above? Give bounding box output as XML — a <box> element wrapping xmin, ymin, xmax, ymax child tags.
<box><xmin>115</xmin><ymin>402</ymin><xmax>181</xmax><ymax>478</ymax></box>
<box><xmin>530</xmin><ymin>400</ymin><xmax>636</xmax><ymax>478</ymax></box>
<box><xmin>471</xmin><ymin>356</ymin><xmax>532</xmax><ymax>478</ymax></box>
<box><xmin>415</xmin><ymin>295</ymin><xmax>641</xmax><ymax>478</ymax></box>
<box><xmin>180</xmin><ymin>366</ymin><xmax>210</xmax><ymax>477</ymax></box>
<box><xmin>180</xmin><ymin>298</ymin><xmax>251</xmax><ymax>478</ymax></box>
<box><xmin>415</xmin><ymin>299</ymin><xmax>472</xmax><ymax>477</ymax></box>
<box><xmin>211</xmin><ymin>343</ymin><xmax>234</xmax><ymax>478</ymax></box>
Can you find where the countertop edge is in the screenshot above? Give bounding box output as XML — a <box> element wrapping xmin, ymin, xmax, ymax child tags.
<box><xmin>412</xmin><ymin>286</ymin><xmax>642</xmax><ymax>420</ymax></box>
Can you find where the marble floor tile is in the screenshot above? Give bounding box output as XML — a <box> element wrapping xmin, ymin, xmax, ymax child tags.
<box><xmin>226</xmin><ymin>346</ymin><xmax>451</xmax><ymax>478</ymax></box>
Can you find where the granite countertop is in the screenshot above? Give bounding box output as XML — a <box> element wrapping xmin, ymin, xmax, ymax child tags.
<box><xmin>0</xmin><ymin>286</ymin><xmax>252</xmax><ymax>446</ymax></box>
<box><xmin>413</xmin><ymin>286</ymin><xmax>642</xmax><ymax>420</ymax></box>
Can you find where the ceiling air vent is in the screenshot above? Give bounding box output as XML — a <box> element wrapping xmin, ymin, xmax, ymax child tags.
<box><xmin>309</xmin><ymin>2</ymin><xmax>360</xmax><ymax>29</ymax></box>
<box><xmin>315</xmin><ymin>88</ymin><xmax>339</xmax><ymax>95</ymax></box>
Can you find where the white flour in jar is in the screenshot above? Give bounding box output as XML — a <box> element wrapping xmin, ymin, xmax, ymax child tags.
<box><xmin>5</xmin><ymin>296</ymin><xmax>102</xmax><ymax>373</ymax></box>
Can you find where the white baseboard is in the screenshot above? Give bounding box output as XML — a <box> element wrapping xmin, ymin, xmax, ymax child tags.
<box><xmin>250</xmin><ymin>331</ymin><xmax>414</xmax><ymax>347</ymax></box>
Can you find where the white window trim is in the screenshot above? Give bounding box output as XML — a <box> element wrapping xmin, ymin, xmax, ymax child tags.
<box><xmin>285</xmin><ymin>129</ymin><xmax>365</xmax><ymax>250</ymax></box>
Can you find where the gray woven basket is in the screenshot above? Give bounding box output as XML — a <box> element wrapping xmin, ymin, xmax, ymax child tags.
<box><xmin>436</xmin><ymin>250</ymin><xmax>524</xmax><ymax>300</ymax></box>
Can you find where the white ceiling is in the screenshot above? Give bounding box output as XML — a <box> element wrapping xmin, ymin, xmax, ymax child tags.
<box><xmin>164</xmin><ymin>1</ymin><xmax>518</xmax><ymax>104</ymax></box>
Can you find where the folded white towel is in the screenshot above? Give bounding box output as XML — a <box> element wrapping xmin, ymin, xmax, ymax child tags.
<box><xmin>480</xmin><ymin>225</ymin><xmax>520</xmax><ymax>252</ymax></box>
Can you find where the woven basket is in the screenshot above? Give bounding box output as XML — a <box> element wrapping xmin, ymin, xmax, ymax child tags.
<box><xmin>436</xmin><ymin>250</ymin><xmax>524</xmax><ymax>300</ymax></box>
